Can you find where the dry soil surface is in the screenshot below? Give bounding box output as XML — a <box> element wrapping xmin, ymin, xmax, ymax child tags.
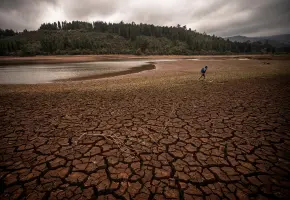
<box><xmin>0</xmin><ymin>57</ymin><xmax>290</xmax><ymax>200</ymax></box>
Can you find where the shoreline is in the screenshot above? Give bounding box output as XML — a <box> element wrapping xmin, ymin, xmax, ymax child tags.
<box><xmin>0</xmin><ymin>54</ymin><xmax>289</xmax><ymax>65</ymax></box>
<box><xmin>55</xmin><ymin>63</ymin><xmax>156</xmax><ymax>82</ymax></box>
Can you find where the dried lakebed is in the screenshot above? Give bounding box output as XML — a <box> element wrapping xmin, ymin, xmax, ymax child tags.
<box><xmin>0</xmin><ymin>58</ymin><xmax>290</xmax><ymax>199</ymax></box>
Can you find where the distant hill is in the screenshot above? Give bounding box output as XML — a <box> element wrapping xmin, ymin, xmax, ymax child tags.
<box><xmin>226</xmin><ymin>34</ymin><xmax>290</xmax><ymax>48</ymax></box>
<box><xmin>0</xmin><ymin>20</ymin><xmax>284</xmax><ymax>56</ymax></box>
<box><xmin>226</xmin><ymin>36</ymin><xmax>252</xmax><ymax>43</ymax></box>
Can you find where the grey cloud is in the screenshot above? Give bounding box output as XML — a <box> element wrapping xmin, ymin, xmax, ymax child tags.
<box><xmin>189</xmin><ymin>0</ymin><xmax>227</xmax><ymax>19</ymax></box>
<box><xmin>0</xmin><ymin>0</ymin><xmax>57</xmax><ymax>10</ymax></box>
<box><xmin>126</xmin><ymin>12</ymin><xmax>173</xmax><ymax>26</ymax></box>
<box><xmin>60</xmin><ymin>0</ymin><xmax>123</xmax><ymax>20</ymax></box>
<box><xmin>0</xmin><ymin>0</ymin><xmax>57</xmax><ymax>30</ymax></box>
<box><xmin>196</xmin><ymin>0</ymin><xmax>290</xmax><ymax>36</ymax></box>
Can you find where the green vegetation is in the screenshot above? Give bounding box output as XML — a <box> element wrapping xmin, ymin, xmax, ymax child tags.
<box><xmin>0</xmin><ymin>20</ymin><xmax>278</xmax><ymax>56</ymax></box>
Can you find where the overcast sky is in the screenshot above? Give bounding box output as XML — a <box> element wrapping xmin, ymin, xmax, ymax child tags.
<box><xmin>0</xmin><ymin>0</ymin><xmax>289</xmax><ymax>37</ymax></box>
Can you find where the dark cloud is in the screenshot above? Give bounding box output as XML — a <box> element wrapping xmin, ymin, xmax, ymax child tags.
<box><xmin>59</xmin><ymin>0</ymin><xmax>122</xmax><ymax>20</ymax></box>
<box><xmin>0</xmin><ymin>0</ymin><xmax>57</xmax><ymax>31</ymax></box>
<box><xmin>202</xmin><ymin>0</ymin><xmax>290</xmax><ymax>36</ymax></box>
<box><xmin>0</xmin><ymin>0</ymin><xmax>289</xmax><ymax>36</ymax></box>
<box><xmin>0</xmin><ymin>0</ymin><xmax>55</xmax><ymax>10</ymax></box>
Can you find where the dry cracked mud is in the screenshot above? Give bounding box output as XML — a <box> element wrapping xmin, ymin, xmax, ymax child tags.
<box><xmin>0</xmin><ymin>59</ymin><xmax>290</xmax><ymax>199</ymax></box>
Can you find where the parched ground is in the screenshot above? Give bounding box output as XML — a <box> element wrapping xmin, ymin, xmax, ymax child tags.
<box><xmin>0</xmin><ymin>58</ymin><xmax>290</xmax><ymax>199</ymax></box>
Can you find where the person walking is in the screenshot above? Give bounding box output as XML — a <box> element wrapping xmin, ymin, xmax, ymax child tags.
<box><xmin>199</xmin><ymin>66</ymin><xmax>208</xmax><ymax>80</ymax></box>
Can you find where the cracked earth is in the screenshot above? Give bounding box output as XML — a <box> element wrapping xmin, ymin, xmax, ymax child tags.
<box><xmin>0</xmin><ymin>59</ymin><xmax>290</xmax><ymax>199</ymax></box>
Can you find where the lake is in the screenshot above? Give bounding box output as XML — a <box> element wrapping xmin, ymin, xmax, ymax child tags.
<box><xmin>0</xmin><ymin>59</ymin><xmax>178</xmax><ymax>84</ymax></box>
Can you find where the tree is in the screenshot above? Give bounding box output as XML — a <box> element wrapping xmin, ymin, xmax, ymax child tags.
<box><xmin>58</xmin><ymin>21</ymin><xmax>62</xmax><ymax>29</ymax></box>
<box><xmin>53</xmin><ymin>22</ymin><xmax>58</xmax><ymax>30</ymax></box>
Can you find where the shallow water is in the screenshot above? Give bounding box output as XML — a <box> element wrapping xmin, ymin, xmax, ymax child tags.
<box><xmin>0</xmin><ymin>59</ymin><xmax>178</xmax><ymax>84</ymax></box>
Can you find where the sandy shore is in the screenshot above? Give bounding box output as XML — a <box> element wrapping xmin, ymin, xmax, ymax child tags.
<box><xmin>0</xmin><ymin>57</ymin><xmax>290</xmax><ymax>199</ymax></box>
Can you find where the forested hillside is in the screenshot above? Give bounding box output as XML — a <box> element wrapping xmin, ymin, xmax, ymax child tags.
<box><xmin>0</xmin><ymin>20</ymin><xmax>277</xmax><ymax>56</ymax></box>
